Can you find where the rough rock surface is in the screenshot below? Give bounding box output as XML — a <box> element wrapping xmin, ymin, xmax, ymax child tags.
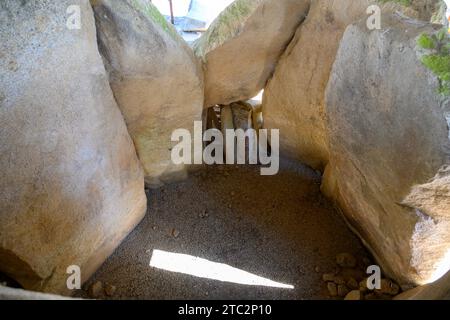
<box><xmin>193</xmin><ymin>0</ymin><xmax>310</xmax><ymax>108</ymax></box>
<box><xmin>262</xmin><ymin>0</ymin><xmax>445</xmax><ymax>170</ymax></box>
<box><xmin>0</xmin><ymin>0</ymin><xmax>146</xmax><ymax>294</ymax></box>
<box><xmin>93</xmin><ymin>0</ymin><xmax>204</xmax><ymax>188</ymax></box>
<box><xmin>323</xmin><ymin>15</ymin><xmax>450</xmax><ymax>287</ymax></box>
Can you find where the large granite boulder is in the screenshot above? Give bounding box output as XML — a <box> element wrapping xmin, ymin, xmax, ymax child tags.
<box><xmin>92</xmin><ymin>0</ymin><xmax>204</xmax><ymax>188</ymax></box>
<box><xmin>323</xmin><ymin>14</ymin><xmax>450</xmax><ymax>287</ymax></box>
<box><xmin>0</xmin><ymin>0</ymin><xmax>147</xmax><ymax>294</ymax></box>
<box><xmin>193</xmin><ymin>0</ymin><xmax>310</xmax><ymax>108</ymax></box>
<box><xmin>262</xmin><ymin>0</ymin><xmax>445</xmax><ymax>171</ymax></box>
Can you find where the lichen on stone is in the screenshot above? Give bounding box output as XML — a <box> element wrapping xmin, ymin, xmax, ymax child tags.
<box><xmin>430</xmin><ymin>0</ymin><xmax>448</xmax><ymax>25</ymax></box>
<box><xmin>130</xmin><ymin>0</ymin><xmax>179</xmax><ymax>40</ymax></box>
<box><xmin>193</xmin><ymin>0</ymin><xmax>263</xmax><ymax>60</ymax></box>
<box><xmin>379</xmin><ymin>0</ymin><xmax>412</xmax><ymax>6</ymax></box>
<box><xmin>379</xmin><ymin>0</ymin><xmax>448</xmax><ymax>24</ymax></box>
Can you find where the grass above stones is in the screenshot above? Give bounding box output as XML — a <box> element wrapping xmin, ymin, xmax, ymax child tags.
<box><xmin>193</xmin><ymin>0</ymin><xmax>262</xmax><ymax>59</ymax></box>
<box><xmin>130</xmin><ymin>0</ymin><xmax>180</xmax><ymax>40</ymax></box>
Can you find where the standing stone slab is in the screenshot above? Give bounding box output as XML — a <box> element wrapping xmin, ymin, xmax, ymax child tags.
<box><xmin>193</xmin><ymin>0</ymin><xmax>310</xmax><ymax>108</ymax></box>
<box><xmin>92</xmin><ymin>0</ymin><xmax>204</xmax><ymax>188</ymax></box>
<box><xmin>262</xmin><ymin>0</ymin><xmax>445</xmax><ymax>171</ymax></box>
<box><xmin>323</xmin><ymin>15</ymin><xmax>450</xmax><ymax>287</ymax></box>
<box><xmin>0</xmin><ymin>0</ymin><xmax>147</xmax><ymax>294</ymax></box>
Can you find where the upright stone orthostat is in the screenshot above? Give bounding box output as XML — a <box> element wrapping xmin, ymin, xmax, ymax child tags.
<box><xmin>323</xmin><ymin>14</ymin><xmax>450</xmax><ymax>287</ymax></box>
<box><xmin>193</xmin><ymin>0</ymin><xmax>311</xmax><ymax>108</ymax></box>
<box><xmin>0</xmin><ymin>0</ymin><xmax>147</xmax><ymax>294</ymax></box>
<box><xmin>262</xmin><ymin>0</ymin><xmax>445</xmax><ymax>171</ymax></box>
<box><xmin>92</xmin><ymin>0</ymin><xmax>205</xmax><ymax>188</ymax></box>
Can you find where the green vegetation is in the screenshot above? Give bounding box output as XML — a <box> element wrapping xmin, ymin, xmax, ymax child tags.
<box><xmin>131</xmin><ymin>0</ymin><xmax>179</xmax><ymax>40</ymax></box>
<box><xmin>378</xmin><ymin>0</ymin><xmax>412</xmax><ymax>6</ymax></box>
<box><xmin>417</xmin><ymin>28</ymin><xmax>450</xmax><ymax>96</ymax></box>
<box><xmin>194</xmin><ymin>0</ymin><xmax>260</xmax><ymax>59</ymax></box>
<box><xmin>417</xmin><ymin>33</ymin><xmax>437</xmax><ymax>49</ymax></box>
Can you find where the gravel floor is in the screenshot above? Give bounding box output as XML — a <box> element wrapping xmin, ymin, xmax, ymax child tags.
<box><xmin>77</xmin><ymin>159</ymin><xmax>368</xmax><ymax>300</ymax></box>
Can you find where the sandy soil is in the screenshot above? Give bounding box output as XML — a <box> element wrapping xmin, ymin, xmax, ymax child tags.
<box><xmin>77</xmin><ymin>159</ymin><xmax>368</xmax><ymax>300</ymax></box>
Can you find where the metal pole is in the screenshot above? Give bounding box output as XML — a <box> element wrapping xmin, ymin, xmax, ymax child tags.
<box><xmin>168</xmin><ymin>0</ymin><xmax>175</xmax><ymax>25</ymax></box>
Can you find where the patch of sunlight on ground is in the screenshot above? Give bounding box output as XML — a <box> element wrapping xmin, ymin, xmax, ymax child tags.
<box><xmin>149</xmin><ymin>249</ymin><xmax>294</xmax><ymax>289</ymax></box>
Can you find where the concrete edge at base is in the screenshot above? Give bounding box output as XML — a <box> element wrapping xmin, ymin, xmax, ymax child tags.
<box><xmin>0</xmin><ymin>285</ymin><xmax>81</xmax><ymax>300</ymax></box>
